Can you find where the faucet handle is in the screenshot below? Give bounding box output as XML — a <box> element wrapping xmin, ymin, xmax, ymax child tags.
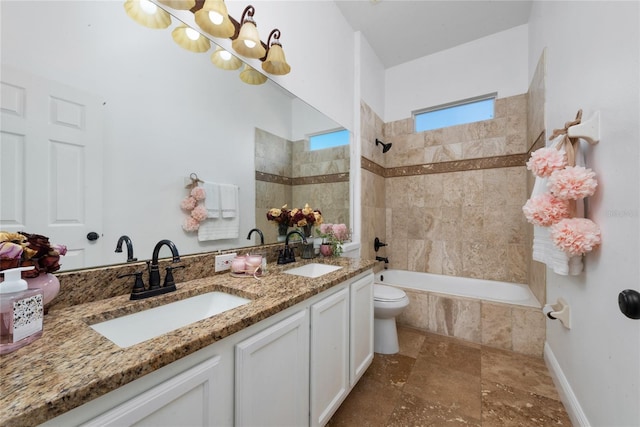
<box><xmin>163</xmin><ymin>265</ymin><xmax>185</xmax><ymax>288</ymax></box>
<box><xmin>118</xmin><ymin>272</ymin><xmax>146</xmax><ymax>294</ymax></box>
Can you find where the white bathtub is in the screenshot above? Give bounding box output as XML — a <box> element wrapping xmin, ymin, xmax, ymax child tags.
<box><xmin>375</xmin><ymin>270</ymin><xmax>540</xmax><ymax>308</ymax></box>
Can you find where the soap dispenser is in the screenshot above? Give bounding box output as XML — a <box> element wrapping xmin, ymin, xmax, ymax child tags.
<box><xmin>0</xmin><ymin>266</ymin><xmax>44</xmax><ymax>354</ymax></box>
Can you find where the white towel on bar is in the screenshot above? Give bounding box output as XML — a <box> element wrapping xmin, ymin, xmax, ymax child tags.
<box><xmin>198</xmin><ymin>214</ymin><xmax>240</xmax><ymax>241</ymax></box>
<box><xmin>531</xmin><ymin>135</ymin><xmax>584</xmax><ymax>276</ymax></box>
<box><xmin>203</xmin><ymin>182</ymin><xmax>221</xmax><ymax>219</ymax></box>
<box><xmin>220</xmin><ymin>184</ymin><xmax>238</xmax><ymax>218</ymax></box>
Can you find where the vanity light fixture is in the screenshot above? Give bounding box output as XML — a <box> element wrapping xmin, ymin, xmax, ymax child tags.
<box><xmin>239</xmin><ymin>64</ymin><xmax>267</xmax><ymax>85</ymax></box>
<box><xmin>195</xmin><ymin>0</ymin><xmax>235</xmax><ymax>39</ymax></box>
<box><xmin>211</xmin><ymin>47</ymin><xmax>243</xmax><ymax>70</ymax></box>
<box><xmin>231</xmin><ymin>6</ymin><xmax>267</xmax><ymax>59</ymax></box>
<box><xmin>156</xmin><ymin>0</ymin><xmax>195</xmax><ymax>10</ymax></box>
<box><xmin>171</xmin><ymin>25</ymin><xmax>211</xmax><ymax>53</ymax></box>
<box><xmin>124</xmin><ymin>0</ymin><xmax>171</xmax><ymax>29</ymax></box>
<box><xmin>375</xmin><ymin>138</ymin><xmax>392</xmax><ymax>153</ymax></box>
<box><xmin>261</xmin><ymin>29</ymin><xmax>291</xmax><ymax>75</ymax></box>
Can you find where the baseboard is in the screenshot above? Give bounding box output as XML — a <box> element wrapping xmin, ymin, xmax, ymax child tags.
<box><xmin>544</xmin><ymin>342</ymin><xmax>591</xmax><ymax>427</ymax></box>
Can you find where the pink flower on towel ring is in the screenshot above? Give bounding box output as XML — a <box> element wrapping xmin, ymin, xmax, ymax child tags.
<box><xmin>182</xmin><ymin>216</ymin><xmax>200</xmax><ymax>232</ymax></box>
<box><xmin>190</xmin><ymin>205</ymin><xmax>208</xmax><ymax>222</ymax></box>
<box><xmin>191</xmin><ymin>186</ymin><xmax>206</xmax><ymax>201</ymax></box>
<box><xmin>522</xmin><ymin>193</ymin><xmax>571</xmax><ymax>226</ymax></box>
<box><xmin>550</xmin><ymin>218</ymin><xmax>601</xmax><ymax>256</ymax></box>
<box><xmin>181</xmin><ymin>196</ymin><xmax>197</xmax><ymax>211</ymax></box>
<box><xmin>526</xmin><ymin>147</ymin><xmax>567</xmax><ymax>177</ymax></box>
<box><xmin>548</xmin><ymin>166</ymin><xmax>597</xmax><ymax>200</ymax></box>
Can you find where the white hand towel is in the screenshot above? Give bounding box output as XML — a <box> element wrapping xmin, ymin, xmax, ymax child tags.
<box><xmin>530</xmin><ymin>135</ymin><xmax>584</xmax><ymax>276</ymax></box>
<box><xmin>220</xmin><ymin>184</ymin><xmax>238</xmax><ymax>218</ymax></box>
<box><xmin>197</xmin><ymin>215</ymin><xmax>240</xmax><ymax>241</ymax></box>
<box><xmin>203</xmin><ymin>182</ymin><xmax>221</xmax><ymax>218</ymax></box>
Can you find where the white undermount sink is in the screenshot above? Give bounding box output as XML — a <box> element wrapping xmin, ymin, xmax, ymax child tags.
<box><xmin>90</xmin><ymin>291</ymin><xmax>251</xmax><ymax>348</ymax></box>
<box><xmin>283</xmin><ymin>263</ymin><xmax>343</xmax><ymax>278</ymax></box>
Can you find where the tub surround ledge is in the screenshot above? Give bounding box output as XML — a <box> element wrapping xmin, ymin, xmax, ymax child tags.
<box><xmin>0</xmin><ymin>257</ymin><xmax>375</xmax><ymax>427</ymax></box>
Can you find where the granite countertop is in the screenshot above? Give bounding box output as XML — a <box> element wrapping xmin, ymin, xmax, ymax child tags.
<box><xmin>0</xmin><ymin>257</ymin><xmax>376</xmax><ymax>427</ymax></box>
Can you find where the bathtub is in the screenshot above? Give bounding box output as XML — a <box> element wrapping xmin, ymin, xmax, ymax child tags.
<box><xmin>375</xmin><ymin>270</ymin><xmax>545</xmax><ymax>355</ymax></box>
<box><xmin>375</xmin><ymin>270</ymin><xmax>540</xmax><ymax>308</ymax></box>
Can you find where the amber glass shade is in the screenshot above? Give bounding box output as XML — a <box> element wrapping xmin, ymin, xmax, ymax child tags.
<box><xmin>171</xmin><ymin>25</ymin><xmax>211</xmax><ymax>53</ymax></box>
<box><xmin>195</xmin><ymin>0</ymin><xmax>235</xmax><ymax>38</ymax></box>
<box><xmin>124</xmin><ymin>0</ymin><xmax>171</xmax><ymax>29</ymax></box>
<box><xmin>239</xmin><ymin>65</ymin><xmax>267</xmax><ymax>85</ymax></box>
<box><xmin>157</xmin><ymin>0</ymin><xmax>195</xmax><ymax>10</ymax></box>
<box><xmin>211</xmin><ymin>47</ymin><xmax>242</xmax><ymax>70</ymax></box>
<box><xmin>232</xmin><ymin>20</ymin><xmax>266</xmax><ymax>59</ymax></box>
<box><xmin>262</xmin><ymin>42</ymin><xmax>290</xmax><ymax>75</ymax></box>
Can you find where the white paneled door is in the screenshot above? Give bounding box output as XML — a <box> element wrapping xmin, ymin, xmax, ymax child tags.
<box><xmin>1</xmin><ymin>65</ymin><xmax>103</xmax><ymax>270</ymax></box>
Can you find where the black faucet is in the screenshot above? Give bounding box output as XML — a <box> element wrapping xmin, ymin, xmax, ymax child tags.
<box><xmin>115</xmin><ymin>235</ymin><xmax>137</xmax><ymax>262</ymax></box>
<box><xmin>121</xmin><ymin>239</ymin><xmax>182</xmax><ymax>300</ymax></box>
<box><xmin>246</xmin><ymin>228</ymin><xmax>264</xmax><ymax>245</ymax></box>
<box><xmin>277</xmin><ymin>230</ymin><xmax>307</xmax><ymax>265</ymax></box>
<box><xmin>375</xmin><ymin>256</ymin><xmax>389</xmax><ymax>264</ymax></box>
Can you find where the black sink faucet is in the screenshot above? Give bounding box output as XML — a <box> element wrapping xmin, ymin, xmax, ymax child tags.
<box><xmin>247</xmin><ymin>228</ymin><xmax>264</xmax><ymax>245</ymax></box>
<box><xmin>148</xmin><ymin>239</ymin><xmax>181</xmax><ymax>289</ymax></box>
<box><xmin>277</xmin><ymin>231</ymin><xmax>307</xmax><ymax>264</ymax></box>
<box><xmin>115</xmin><ymin>235</ymin><xmax>137</xmax><ymax>262</ymax></box>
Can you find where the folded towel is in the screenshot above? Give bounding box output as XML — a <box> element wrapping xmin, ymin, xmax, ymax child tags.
<box><xmin>220</xmin><ymin>184</ymin><xmax>238</xmax><ymax>218</ymax></box>
<box><xmin>203</xmin><ymin>182</ymin><xmax>220</xmax><ymax>218</ymax></box>
<box><xmin>198</xmin><ymin>215</ymin><xmax>240</xmax><ymax>241</ymax></box>
<box><xmin>531</xmin><ymin>135</ymin><xmax>584</xmax><ymax>276</ymax></box>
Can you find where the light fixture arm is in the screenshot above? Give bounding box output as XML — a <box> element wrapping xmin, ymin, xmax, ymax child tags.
<box><xmin>240</xmin><ymin>5</ymin><xmax>255</xmax><ymax>25</ymax></box>
<box><xmin>260</xmin><ymin>28</ymin><xmax>281</xmax><ymax>61</ymax></box>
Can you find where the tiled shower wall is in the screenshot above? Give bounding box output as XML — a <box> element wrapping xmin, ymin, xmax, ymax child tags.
<box><xmin>363</xmin><ymin>94</ymin><xmax>530</xmax><ymax>284</ymax></box>
<box><xmin>255</xmin><ymin>128</ymin><xmax>350</xmax><ymax>243</ymax></box>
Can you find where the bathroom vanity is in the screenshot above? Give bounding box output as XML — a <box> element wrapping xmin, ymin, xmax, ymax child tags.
<box><xmin>0</xmin><ymin>257</ymin><xmax>375</xmax><ymax>427</ymax></box>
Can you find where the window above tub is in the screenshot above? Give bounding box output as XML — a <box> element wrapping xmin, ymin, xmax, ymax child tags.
<box><xmin>414</xmin><ymin>93</ymin><xmax>496</xmax><ymax>132</ymax></box>
<box><xmin>309</xmin><ymin>129</ymin><xmax>350</xmax><ymax>151</ymax></box>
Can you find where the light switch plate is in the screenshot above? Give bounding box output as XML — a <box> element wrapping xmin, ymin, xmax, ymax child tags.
<box><xmin>215</xmin><ymin>253</ymin><xmax>237</xmax><ymax>272</ymax></box>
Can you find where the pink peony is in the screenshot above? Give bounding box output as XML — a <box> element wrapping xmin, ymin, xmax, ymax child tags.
<box><xmin>191</xmin><ymin>186</ymin><xmax>206</xmax><ymax>201</ymax></box>
<box><xmin>522</xmin><ymin>193</ymin><xmax>571</xmax><ymax>226</ymax></box>
<box><xmin>0</xmin><ymin>241</ymin><xmax>24</xmax><ymax>259</ymax></box>
<box><xmin>190</xmin><ymin>205</ymin><xmax>208</xmax><ymax>222</ymax></box>
<box><xmin>182</xmin><ymin>217</ymin><xmax>200</xmax><ymax>232</ymax></box>
<box><xmin>548</xmin><ymin>166</ymin><xmax>597</xmax><ymax>200</ymax></box>
<box><xmin>550</xmin><ymin>218</ymin><xmax>601</xmax><ymax>256</ymax></box>
<box><xmin>180</xmin><ymin>196</ymin><xmax>197</xmax><ymax>211</ymax></box>
<box><xmin>526</xmin><ymin>147</ymin><xmax>567</xmax><ymax>177</ymax></box>
<box><xmin>332</xmin><ymin>224</ymin><xmax>349</xmax><ymax>241</ymax></box>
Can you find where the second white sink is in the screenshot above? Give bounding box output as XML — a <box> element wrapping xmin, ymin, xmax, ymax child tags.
<box><xmin>90</xmin><ymin>291</ymin><xmax>251</xmax><ymax>348</ymax></box>
<box><xmin>284</xmin><ymin>263</ymin><xmax>343</xmax><ymax>278</ymax></box>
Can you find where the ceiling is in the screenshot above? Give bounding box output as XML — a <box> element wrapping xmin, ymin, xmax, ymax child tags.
<box><xmin>335</xmin><ymin>0</ymin><xmax>533</xmax><ymax>68</ymax></box>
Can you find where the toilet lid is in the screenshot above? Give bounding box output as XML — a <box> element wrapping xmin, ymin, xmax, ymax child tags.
<box><xmin>374</xmin><ymin>284</ymin><xmax>406</xmax><ymax>302</ymax></box>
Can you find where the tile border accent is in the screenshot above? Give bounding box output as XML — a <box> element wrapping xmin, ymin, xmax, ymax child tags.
<box><xmin>256</xmin><ymin>171</ymin><xmax>349</xmax><ymax>185</ymax></box>
<box><xmin>361</xmin><ymin>153</ymin><xmax>528</xmax><ymax>178</ymax></box>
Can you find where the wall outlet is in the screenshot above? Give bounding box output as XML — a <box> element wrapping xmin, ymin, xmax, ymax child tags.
<box><xmin>215</xmin><ymin>253</ymin><xmax>237</xmax><ymax>272</ymax></box>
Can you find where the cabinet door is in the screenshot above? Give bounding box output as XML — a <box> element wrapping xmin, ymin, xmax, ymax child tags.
<box><xmin>310</xmin><ymin>286</ymin><xmax>350</xmax><ymax>427</ymax></box>
<box><xmin>350</xmin><ymin>272</ymin><xmax>374</xmax><ymax>385</ymax></box>
<box><xmin>235</xmin><ymin>309</ymin><xmax>310</xmax><ymax>427</ymax></box>
<box><xmin>82</xmin><ymin>356</ymin><xmax>221</xmax><ymax>427</ymax></box>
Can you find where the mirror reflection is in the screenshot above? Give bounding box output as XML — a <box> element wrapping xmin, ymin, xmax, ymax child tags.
<box><xmin>0</xmin><ymin>1</ymin><xmax>349</xmax><ymax>271</ymax></box>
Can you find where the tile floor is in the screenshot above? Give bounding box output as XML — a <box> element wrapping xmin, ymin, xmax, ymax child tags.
<box><xmin>328</xmin><ymin>326</ymin><xmax>572</xmax><ymax>426</ymax></box>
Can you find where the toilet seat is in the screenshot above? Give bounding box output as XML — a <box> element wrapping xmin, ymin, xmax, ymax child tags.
<box><xmin>374</xmin><ymin>284</ymin><xmax>406</xmax><ymax>302</ymax></box>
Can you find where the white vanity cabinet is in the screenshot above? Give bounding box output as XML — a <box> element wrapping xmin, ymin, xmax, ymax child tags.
<box><xmin>235</xmin><ymin>309</ymin><xmax>310</xmax><ymax>427</ymax></box>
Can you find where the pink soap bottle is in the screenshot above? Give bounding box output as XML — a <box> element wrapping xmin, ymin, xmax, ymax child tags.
<box><xmin>0</xmin><ymin>266</ymin><xmax>44</xmax><ymax>354</ymax></box>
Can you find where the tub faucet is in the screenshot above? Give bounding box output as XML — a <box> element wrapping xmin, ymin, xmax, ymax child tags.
<box><xmin>278</xmin><ymin>231</ymin><xmax>307</xmax><ymax>264</ymax></box>
<box><xmin>115</xmin><ymin>235</ymin><xmax>137</xmax><ymax>262</ymax></box>
<box><xmin>246</xmin><ymin>228</ymin><xmax>264</xmax><ymax>245</ymax></box>
<box><xmin>375</xmin><ymin>256</ymin><xmax>389</xmax><ymax>264</ymax></box>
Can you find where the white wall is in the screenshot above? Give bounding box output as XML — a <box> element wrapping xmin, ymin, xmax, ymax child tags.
<box><xmin>358</xmin><ymin>33</ymin><xmax>386</xmax><ymax>120</ymax></box>
<box><xmin>384</xmin><ymin>24</ymin><xmax>529</xmax><ymax>122</ymax></box>
<box><xmin>529</xmin><ymin>2</ymin><xmax>640</xmax><ymax>426</ymax></box>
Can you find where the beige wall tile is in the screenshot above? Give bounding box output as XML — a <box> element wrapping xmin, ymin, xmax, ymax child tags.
<box><xmin>481</xmin><ymin>303</ymin><xmax>513</xmax><ymax>350</ymax></box>
<box><xmin>512</xmin><ymin>307</ymin><xmax>545</xmax><ymax>356</ymax></box>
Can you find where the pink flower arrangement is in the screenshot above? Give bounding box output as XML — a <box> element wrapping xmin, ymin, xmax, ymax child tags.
<box><xmin>526</xmin><ymin>147</ymin><xmax>567</xmax><ymax>177</ymax></box>
<box><xmin>550</xmin><ymin>218</ymin><xmax>601</xmax><ymax>256</ymax></box>
<box><xmin>548</xmin><ymin>166</ymin><xmax>597</xmax><ymax>200</ymax></box>
<box><xmin>181</xmin><ymin>185</ymin><xmax>207</xmax><ymax>232</ymax></box>
<box><xmin>316</xmin><ymin>223</ymin><xmax>351</xmax><ymax>257</ymax></box>
<box><xmin>522</xmin><ymin>193</ymin><xmax>571</xmax><ymax>226</ymax></box>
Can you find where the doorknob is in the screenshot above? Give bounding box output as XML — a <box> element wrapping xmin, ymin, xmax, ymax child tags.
<box><xmin>87</xmin><ymin>232</ymin><xmax>100</xmax><ymax>241</ymax></box>
<box><xmin>618</xmin><ymin>289</ymin><xmax>640</xmax><ymax>319</ymax></box>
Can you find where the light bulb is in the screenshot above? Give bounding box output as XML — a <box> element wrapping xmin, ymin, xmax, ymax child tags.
<box><xmin>185</xmin><ymin>28</ymin><xmax>200</xmax><ymax>41</ymax></box>
<box><xmin>139</xmin><ymin>0</ymin><xmax>157</xmax><ymax>14</ymax></box>
<box><xmin>244</xmin><ymin>39</ymin><xmax>256</xmax><ymax>48</ymax></box>
<box><xmin>208</xmin><ymin>10</ymin><xmax>223</xmax><ymax>25</ymax></box>
<box><xmin>220</xmin><ymin>50</ymin><xmax>232</xmax><ymax>60</ymax></box>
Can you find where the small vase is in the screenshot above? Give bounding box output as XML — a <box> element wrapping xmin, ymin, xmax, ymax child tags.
<box><xmin>301</xmin><ymin>224</ymin><xmax>313</xmax><ymax>238</ymax></box>
<box><xmin>320</xmin><ymin>244</ymin><xmax>333</xmax><ymax>257</ymax></box>
<box><xmin>25</xmin><ymin>273</ymin><xmax>60</xmax><ymax>308</ymax></box>
<box><xmin>277</xmin><ymin>223</ymin><xmax>288</xmax><ymax>242</ymax></box>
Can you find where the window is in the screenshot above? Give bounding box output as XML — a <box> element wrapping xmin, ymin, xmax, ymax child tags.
<box><xmin>414</xmin><ymin>94</ymin><xmax>496</xmax><ymax>132</ymax></box>
<box><xmin>309</xmin><ymin>129</ymin><xmax>350</xmax><ymax>151</ymax></box>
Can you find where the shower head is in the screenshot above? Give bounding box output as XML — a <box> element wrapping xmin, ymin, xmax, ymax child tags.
<box><xmin>375</xmin><ymin>138</ymin><xmax>392</xmax><ymax>153</ymax></box>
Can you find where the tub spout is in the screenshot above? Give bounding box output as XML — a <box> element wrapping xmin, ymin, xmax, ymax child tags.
<box><xmin>375</xmin><ymin>256</ymin><xmax>389</xmax><ymax>264</ymax></box>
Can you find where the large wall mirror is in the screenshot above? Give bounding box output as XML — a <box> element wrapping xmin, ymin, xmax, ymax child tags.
<box><xmin>0</xmin><ymin>1</ymin><xmax>350</xmax><ymax>271</ymax></box>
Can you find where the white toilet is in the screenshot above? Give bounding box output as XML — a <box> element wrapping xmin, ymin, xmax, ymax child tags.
<box><xmin>373</xmin><ymin>284</ymin><xmax>410</xmax><ymax>354</ymax></box>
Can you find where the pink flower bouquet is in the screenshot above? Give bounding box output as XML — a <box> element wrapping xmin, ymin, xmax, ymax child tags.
<box><xmin>522</xmin><ymin>193</ymin><xmax>571</xmax><ymax>226</ymax></box>
<box><xmin>526</xmin><ymin>147</ymin><xmax>567</xmax><ymax>177</ymax></box>
<box><xmin>550</xmin><ymin>218</ymin><xmax>601</xmax><ymax>256</ymax></box>
<box><xmin>548</xmin><ymin>166</ymin><xmax>597</xmax><ymax>200</ymax></box>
